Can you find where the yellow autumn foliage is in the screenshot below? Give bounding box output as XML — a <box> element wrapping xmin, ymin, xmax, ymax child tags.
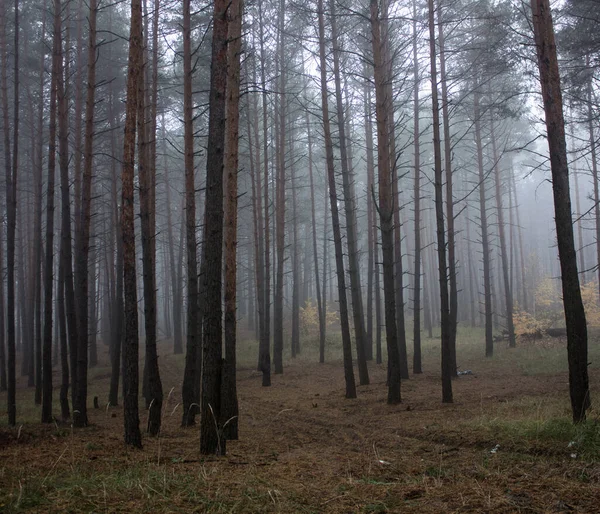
<box><xmin>514</xmin><ymin>278</ymin><xmax>600</xmax><ymax>336</ymax></box>
<box><xmin>300</xmin><ymin>298</ymin><xmax>339</xmax><ymax>335</ymax></box>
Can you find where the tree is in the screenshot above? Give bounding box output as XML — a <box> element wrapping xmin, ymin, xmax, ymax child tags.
<box><xmin>371</xmin><ymin>0</ymin><xmax>400</xmax><ymax>404</ymax></box>
<box><xmin>222</xmin><ymin>0</ymin><xmax>243</xmax><ymax>441</ymax></box>
<box><xmin>121</xmin><ymin>0</ymin><xmax>143</xmax><ymax>448</ymax></box>
<box><xmin>428</xmin><ymin>0</ymin><xmax>452</xmax><ymax>403</ymax></box>
<box><xmin>318</xmin><ymin>0</ymin><xmax>356</xmax><ymax>399</ymax></box>
<box><xmin>73</xmin><ymin>0</ymin><xmax>98</xmax><ymax>429</ymax></box>
<box><xmin>530</xmin><ymin>0</ymin><xmax>590</xmax><ymax>423</ymax></box>
<box><xmin>41</xmin><ymin>0</ymin><xmax>60</xmax><ymax>423</ymax></box>
<box><xmin>200</xmin><ymin>0</ymin><xmax>228</xmax><ymax>455</ymax></box>
<box><xmin>181</xmin><ymin>0</ymin><xmax>200</xmax><ymax>426</ymax></box>
<box><xmin>330</xmin><ymin>0</ymin><xmax>369</xmax><ymax>385</ymax></box>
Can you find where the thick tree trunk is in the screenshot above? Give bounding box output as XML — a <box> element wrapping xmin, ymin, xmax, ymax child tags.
<box><xmin>200</xmin><ymin>0</ymin><xmax>228</xmax><ymax>456</ymax></box>
<box><xmin>138</xmin><ymin>2</ymin><xmax>162</xmax><ymax>435</ymax></box>
<box><xmin>428</xmin><ymin>0</ymin><xmax>452</xmax><ymax>403</ymax></box>
<box><xmin>121</xmin><ymin>0</ymin><xmax>143</xmax><ymax>448</ymax></box>
<box><xmin>1</xmin><ymin>0</ymin><xmax>17</xmax><ymax>426</ymax></box>
<box><xmin>222</xmin><ymin>0</ymin><xmax>243</xmax><ymax>441</ymax></box>
<box><xmin>73</xmin><ymin>0</ymin><xmax>98</xmax><ymax>428</ymax></box>
<box><xmin>531</xmin><ymin>0</ymin><xmax>590</xmax><ymax>423</ymax></box>
<box><xmin>318</xmin><ymin>0</ymin><xmax>356</xmax><ymax>398</ymax></box>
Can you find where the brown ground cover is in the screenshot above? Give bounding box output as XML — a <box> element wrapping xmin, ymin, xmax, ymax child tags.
<box><xmin>1</xmin><ymin>333</ymin><xmax>599</xmax><ymax>513</ymax></box>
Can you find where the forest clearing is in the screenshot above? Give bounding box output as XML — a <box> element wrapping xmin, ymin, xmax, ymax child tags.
<box><xmin>1</xmin><ymin>330</ymin><xmax>599</xmax><ymax>513</ymax></box>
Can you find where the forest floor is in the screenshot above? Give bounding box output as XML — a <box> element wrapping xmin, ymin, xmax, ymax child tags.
<box><xmin>1</xmin><ymin>328</ymin><xmax>600</xmax><ymax>513</ymax></box>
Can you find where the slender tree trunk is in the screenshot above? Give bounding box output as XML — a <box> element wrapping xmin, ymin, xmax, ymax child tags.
<box><xmin>330</xmin><ymin>0</ymin><xmax>369</xmax><ymax>385</ymax></box>
<box><xmin>122</xmin><ymin>0</ymin><xmax>143</xmax><ymax>448</ymax></box>
<box><xmin>108</xmin><ymin>80</ymin><xmax>123</xmax><ymax>408</ymax></box>
<box><xmin>163</xmin><ymin>115</ymin><xmax>183</xmax><ymax>355</ymax></box>
<box><xmin>474</xmin><ymin>90</ymin><xmax>493</xmax><ymax>356</ymax></box>
<box><xmin>412</xmin><ymin>0</ymin><xmax>422</xmax><ymax>374</ymax></box>
<box><xmin>587</xmin><ymin>73</ymin><xmax>600</xmax><ymax>298</ymax></box>
<box><xmin>371</xmin><ymin>0</ymin><xmax>401</xmax><ymax>404</ymax></box>
<box><xmin>305</xmin><ymin>106</ymin><xmax>324</xmax><ymax>361</ymax></box>
<box><xmin>318</xmin><ymin>0</ymin><xmax>356</xmax><ymax>398</ymax></box>
<box><xmin>181</xmin><ymin>0</ymin><xmax>200</xmax><ymax>426</ymax></box>
<box><xmin>490</xmin><ymin>117</ymin><xmax>515</xmax><ymax>347</ymax></box>
<box><xmin>58</xmin><ymin>251</ymin><xmax>70</xmax><ymax>419</ymax></box>
<box><xmin>321</xmin><ymin>184</ymin><xmax>328</xmax><ymax>363</ymax></box>
<box><xmin>258</xmin><ymin>0</ymin><xmax>271</xmax><ymax>386</ymax></box>
<box><xmin>428</xmin><ymin>0</ymin><xmax>452</xmax><ymax>403</ymax></box>
<box><xmin>273</xmin><ymin>0</ymin><xmax>286</xmax><ymax>375</ymax></box>
<box><xmin>364</xmin><ymin>76</ymin><xmax>375</xmax><ymax>362</ymax></box>
<box><xmin>290</xmin><ymin>132</ymin><xmax>300</xmax><ymax>359</ymax></box>
<box><xmin>41</xmin><ymin>0</ymin><xmax>60</xmax><ymax>423</ymax></box>
<box><xmin>437</xmin><ymin>0</ymin><xmax>457</xmax><ymax>375</ymax></box>
<box><xmin>531</xmin><ymin>0</ymin><xmax>590</xmax><ymax>422</ymax></box>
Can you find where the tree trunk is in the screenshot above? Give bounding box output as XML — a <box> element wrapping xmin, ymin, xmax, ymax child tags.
<box><xmin>258</xmin><ymin>0</ymin><xmax>271</xmax><ymax>387</ymax></box>
<box><xmin>437</xmin><ymin>0</ymin><xmax>457</xmax><ymax>376</ymax></box>
<box><xmin>318</xmin><ymin>0</ymin><xmax>356</xmax><ymax>398</ymax></box>
<box><xmin>474</xmin><ymin>90</ymin><xmax>493</xmax><ymax>356</ymax></box>
<box><xmin>199</xmin><ymin>0</ymin><xmax>228</xmax><ymax>456</ymax></box>
<box><xmin>138</xmin><ymin>0</ymin><xmax>162</xmax><ymax>435</ymax></box>
<box><xmin>330</xmin><ymin>0</ymin><xmax>369</xmax><ymax>385</ymax></box>
<box><xmin>531</xmin><ymin>0</ymin><xmax>590</xmax><ymax>423</ymax></box>
<box><xmin>371</xmin><ymin>0</ymin><xmax>401</xmax><ymax>404</ymax></box>
<box><xmin>490</xmin><ymin>116</ymin><xmax>515</xmax><ymax>347</ymax></box>
<box><xmin>41</xmin><ymin>0</ymin><xmax>60</xmax><ymax>423</ymax></box>
<box><xmin>121</xmin><ymin>0</ymin><xmax>143</xmax><ymax>448</ymax></box>
<box><xmin>72</xmin><ymin>0</ymin><xmax>97</xmax><ymax>427</ymax></box>
<box><xmin>222</xmin><ymin>0</ymin><xmax>243</xmax><ymax>441</ymax></box>
<box><xmin>1</xmin><ymin>0</ymin><xmax>17</xmax><ymax>426</ymax></box>
<box><xmin>428</xmin><ymin>0</ymin><xmax>452</xmax><ymax>403</ymax></box>
<box><xmin>305</xmin><ymin>105</ymin><xmax>324</xmax><ymax>361</ymax></box>
<box><xmin>273</xmin><ymin>0</ymin><xmax>286</xmax><ymax>375</ymax></box>
<box><xmin>412</xmin><ymin>0</ymin><xmax>422</xmax><ymax>374</ymax></box>
<box><xmin>181</xmin><ymin>0</ymin><xmax>200</xmax><ymax>426</ymax></box>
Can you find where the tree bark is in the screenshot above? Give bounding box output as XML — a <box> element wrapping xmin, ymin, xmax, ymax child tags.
<box><xmin>474</xmin><ymin>90</ymin><xmax>493</xmax><ymax>357</ymax></box>
<box><xmin>531</xmin><ymin>0</ymin><xmax>590</xmax><ymax>423</ymax></box>
<box><xmin>330</xmin><ymin>0</ymin><xmax>369</xmax><ymax>385</ymax></box>
<box><xmin>121</xmin><ymin>0</ymin><xmax>143</xmax><ymax>448</ymax></box>
<box><xmin>181</xmin><ymin>0</ymin><xmax>200</xmax><ymax>426</ymax></box>
<box><xmin>371</xmin><ymin>0</ymin><xmax>401</xmax><ymax>404</ymax></box>
<box><xmin>412</xmin><ymin>0</ymin><xmax>422</xmax><ymax>374</ymax></box>
<box><xmin>437</xmin><ymin>0</ymin><xmax>457</xmax><ymax>375</ymax></box>
<box><xmin>222</xmin><ymin>0</ymin><xmax>243</xmax><ymax>441</ymax></box>
<box><xmin>199</xmin><ymin>0</ymin><xmax>228</xmax><ymax>456</ymax></box>
<box><xmin>318</xmin><ymin>0</ymin><xmax>356</xmax><ymax>398</ymax></box>
<box><xmin>41</xmin><ymin>0</ymin><xmax>60</xmax><ymax>423</ymax></box>
<box><xmin>428</xmin><ymin>0</ymin><xmax>452</xmax><ymax>403</ymax></box>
